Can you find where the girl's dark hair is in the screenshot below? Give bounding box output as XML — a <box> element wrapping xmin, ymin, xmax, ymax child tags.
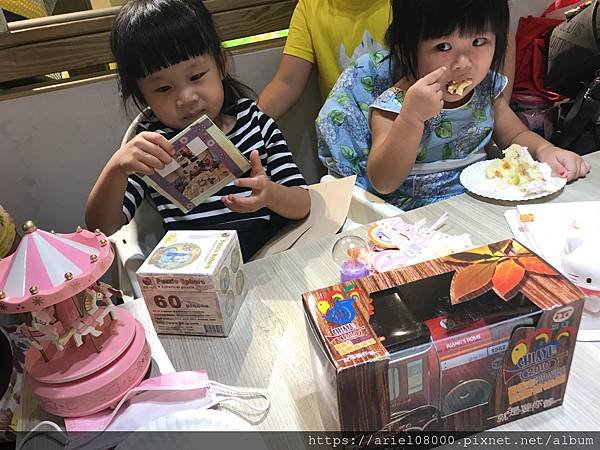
<box><xmin>385</xmin><ymin>0</ymin><xmax>509</xmax><ymax>82</ymax></box>
<box><xmin>111</xmin><ymin>0</ymin><xmax>254</xmax><ymax>115</ymax></box>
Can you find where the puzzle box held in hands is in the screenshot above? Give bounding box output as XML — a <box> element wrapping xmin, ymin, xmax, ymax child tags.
<box><xmin>143</xmin><ymin>115</ymin><xmax>251</xmax><ymax>213</ymax></box>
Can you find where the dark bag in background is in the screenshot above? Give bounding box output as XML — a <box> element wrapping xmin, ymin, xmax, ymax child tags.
<box><xmin>513</xmin><ymin>0</ymin><xmax>582</xmax><ymax>106</ymax></box>
<box><xmin>546</xmin><ymin>0</ymin><xmax>600</xmax><ymax>97</ymax></box>
<box><xmin>551</xmin><ymin>74</ymin><xmax>600</xmax><ymax>154</ymax></box>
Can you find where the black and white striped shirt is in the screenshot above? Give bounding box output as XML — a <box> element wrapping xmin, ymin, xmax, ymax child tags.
<box><xmin>122</xmin><ymin>98</ymin><xmax>307</xmax><ymax>260</ymax></box>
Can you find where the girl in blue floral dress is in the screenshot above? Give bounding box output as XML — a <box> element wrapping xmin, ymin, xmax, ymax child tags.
<box><xmin>316</xmin><ymin>50</ymin><xmax>392</xmax><ymax>191</ymax></box>
<box><xmin>319</xmin><ymin>0</ymin><xmax>590</xmax><ymax>210</ymax></box>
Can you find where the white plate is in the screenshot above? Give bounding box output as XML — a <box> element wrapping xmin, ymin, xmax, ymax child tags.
<box><xmin>460</xmin><ymin>160</ymin><xmax>567</xmax><ymax>201</ymax></box>
<box><xmin>116</xmin><ymin>408</ymin><xmax>269</xmax><ymax>450</ymax></box>
<box><xmin>137</xmin><ymin>407</ymin><xmax>255</xmax><ymax>431</ymax></box>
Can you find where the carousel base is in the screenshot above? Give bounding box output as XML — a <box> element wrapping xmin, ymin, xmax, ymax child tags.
<box><xmin>25</xmin><ymin>310</ymin><xmax>151</xmax><ymax>417</ymax></box>
<box><xmin>28</xmin><ymin>312</ymin><xmax>137</xmax><ymax>383</ymax></box>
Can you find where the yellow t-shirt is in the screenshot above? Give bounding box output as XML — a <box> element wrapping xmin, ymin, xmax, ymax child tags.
<box><xmin>0</xmin><ymin>0</ymin><xmax>57</xmax><ymax>19</ymax></box>
<box><xmin>284</xmin><ymin>0</ymin><xmax>390</xmax><ymax>99</ymax></box>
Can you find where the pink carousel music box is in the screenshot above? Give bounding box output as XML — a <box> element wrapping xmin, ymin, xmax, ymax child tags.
<box><xmin>0</xmin><ymin>221</ymin><xmax>151</xmax><ymax>417</ymax></box>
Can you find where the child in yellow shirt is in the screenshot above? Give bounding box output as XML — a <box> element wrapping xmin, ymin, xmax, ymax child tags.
<box><xmin>258</xmin><ymin>0</ymin><xmax>390</xmax><ymax>120</ymax></box>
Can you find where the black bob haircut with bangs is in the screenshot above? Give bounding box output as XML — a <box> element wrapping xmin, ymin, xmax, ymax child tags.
<box><xmin>111</xmin><ymin>0</ymin><xmax>253</xmax><ymax>115</ymax></box>
<box><xmin>385</xmin><ymin>0</ymin><xmax>509</xmax><ymax>82</ymax></box>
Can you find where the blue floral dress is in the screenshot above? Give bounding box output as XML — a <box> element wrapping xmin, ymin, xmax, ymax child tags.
<box><xmin>369</xmin><ymin>71</ymin><xmax>507</xmax><ymax>209</ymax></box>
<box><xmin>316</xmin><ymin>51</ymin><xmax>393</xmax><ymax>191</ymax></box>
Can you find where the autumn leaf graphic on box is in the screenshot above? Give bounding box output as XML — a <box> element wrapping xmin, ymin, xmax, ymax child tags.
<box><xmin>443</xmin><ymin>240</ymin><xmax>559</xmax><ymax>304</ymax></box>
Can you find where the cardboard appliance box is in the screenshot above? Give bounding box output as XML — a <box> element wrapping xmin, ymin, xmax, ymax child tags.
<box><xmin>303</xmin><ymin>239</ymin><xmax>584</xmax><ymax>432</ymax></box>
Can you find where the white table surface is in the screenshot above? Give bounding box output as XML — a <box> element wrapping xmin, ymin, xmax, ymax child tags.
<box><xmin>19</xmin><ymin>152</ymin><xmax>600</xmax><ymax>443</ymax></box>
<box><xmin>157</xmin><ymin>151</ymin><xmax>600</xmax><ymax>433</ymax></box>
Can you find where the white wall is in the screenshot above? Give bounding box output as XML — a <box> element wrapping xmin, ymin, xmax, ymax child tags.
<box><xmin>1</xmin><ymin>79</ymin><xmax>128</xmax><ymax>232</ymax></box>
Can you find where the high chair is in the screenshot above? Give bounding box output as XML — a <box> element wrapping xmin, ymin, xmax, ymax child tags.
<box><xmin>109</xmin><ymin>111</ymin><xmax>402</xmax><ymax>298</ymax></box>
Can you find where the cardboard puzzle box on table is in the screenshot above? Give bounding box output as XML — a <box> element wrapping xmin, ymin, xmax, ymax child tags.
<box><xmin>136</xmin><ymin>230</ymin><xmax>246</xmax><ymax>337</ymax></box>
<box><xmin>303</xmin><ymin>239</ymin><xmax>584</xmax><ymax>433</ymax></box>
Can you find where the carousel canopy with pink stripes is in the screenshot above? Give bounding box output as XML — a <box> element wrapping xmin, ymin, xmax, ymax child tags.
<box><xmin>0</xmin><ymin>222</ymin><xmax>113</xmax><ymax>314</ymax></box>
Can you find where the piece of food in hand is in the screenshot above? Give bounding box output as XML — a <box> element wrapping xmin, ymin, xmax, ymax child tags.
<box><xmin>447</xmin><ymin>79</ymin><xmax>473</xmax><ymax>95</ymax></box>
<box><xmin>485</xmin><ymin>144</ymin><xmax>552</xmax><ymax>193</ymax></box>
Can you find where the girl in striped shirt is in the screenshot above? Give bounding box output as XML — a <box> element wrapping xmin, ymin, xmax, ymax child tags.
<box><xmin>86</xmin><ymin>0</ymin><xmax>310</xmax><ymax>260</ymax></box>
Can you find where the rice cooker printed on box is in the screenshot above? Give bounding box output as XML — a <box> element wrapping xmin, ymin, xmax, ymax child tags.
<box><xmin>137</xmin><ymin>230</ymin><xmax>246</xmax><ymax>336</ymax></box>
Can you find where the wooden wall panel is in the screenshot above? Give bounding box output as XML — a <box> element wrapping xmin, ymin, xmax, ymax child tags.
<box><xmin>85</xmin><ymin>0</ymin><xmax>291</xmax><ymax>12</ymax></box>
<box><xmin>0</xmin><ymin>15</ymin><xmax>115</xmax><ymax>49</ymax></box>
<box><xmin>0</xmin><ymin>0</ymin><xmax>296</xmax><ymax>85</ymax></box>
<box><xmin>213</xmin><ymin>1</ymin><xmax>295</xmax><ymax>40</ymax></box>
<box><xmin>1</xmin><ymin>32</ymin><xmax>113</xmax><ymax>82</ymax></box>
<box><xmin>206</xmin><ymin>0</ymin><xmax>291</xmax><ymax>12</ymax></box>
